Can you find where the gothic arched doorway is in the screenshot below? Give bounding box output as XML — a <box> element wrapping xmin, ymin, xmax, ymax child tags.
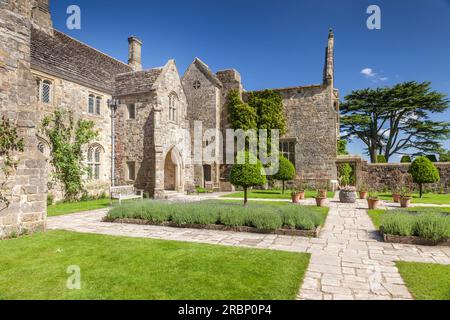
<box><xmin>164</xmin><ymin>147</ymin><xmax>183</xmax><ymax>191</ymax></box>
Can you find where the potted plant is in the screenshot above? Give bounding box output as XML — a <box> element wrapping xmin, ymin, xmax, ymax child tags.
<box><xmin>339</xmin><ymin>186</ymin><xmax>357</xmax><ymax>203</ymax></box>
<box><xmin>296</xmin><ymin>181</ymin><xmax>306</xmax><ymax>200</ymax></box>
<box><xmin>291</xmin><ymin>191</ymin><xmax>300</xmax><ymax>203</ymax></box>
<box><xmin>358</xmin><ymin>182</ymin><xmax>368</xmax><ymax>199</ymax></box>
<box><xmin>315</xmin><ymin>190</ymin><xmax>327</xmax><ymax>207</ymax></box>
<box><xmin>400</xmin><ymin>187</ymin><xmax>412</xmax><ymax>208</ymax></box>
<box><xmin>367</xmin><ymin>191</ymin><xmax>380</xmax><ymax>210</ymax></box>
<box><xmin>392</xmin><ymin>185</ymin><xmax>401</xmax><ymax>203</ymax></box>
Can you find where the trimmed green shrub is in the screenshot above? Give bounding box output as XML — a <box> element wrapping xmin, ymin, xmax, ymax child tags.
<box><xmin>409</xmin><ymin>156</ymin><xmax>440</xmax><ymax>198</ymax></box>
<box><xmin>230</xmin><ymin>151</ymin><xmax>267</xmax><ymax>205</ymax></box>
<box><xmin>412</xmin><ymin>213</ymin><xmax>450</xmax><ymax>242</ymax></box>
<box><xmin>247</xmin><ymin>209</ymin><xmax>282</xmax><ymax>230</ymax></box>
<box><xmin>219</xmin><ymin>207</ymin><xmax>248</xmax><ymax>227</ymax></box>
<box><xmin>107</xmin><ymin>200</ymin><xmax>327</xmax><ymax>232</ymax></box>
<box><xmin>377</xmin><ymin>155</ymin><xmax>387</xmax><ymax>163</ymax></box>
<box><xmin>439</xmin><ymin>150</ymin><xmax>450</xmax><ymax>162</ymax></box>
<box><xmin>273</xmin><ymin>156</ymin><xmax>296</xmax><ymax>194</ymax></box>
<box><xmin>400</xmin><ymin>156</ymin><xmax>412</xmax><ymax>163</ymax></box>
<box><xmin>382</xmin><ymin>213</ymin><xmax>415</xmax><ymax>237</ymax></box>
<box><xmin>426</xmin><ymin>155</ymin><xmax>438</xmax><ymax>163</ymax></box>
<box><xmin>381</xmin><ymin>211</ymin><xmax>450</xmax><ymax>241</ymax></box>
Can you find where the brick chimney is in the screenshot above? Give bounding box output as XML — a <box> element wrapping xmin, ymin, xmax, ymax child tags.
<box><xmin>31</xmin><ymin>0</ymin><xmax>53</xmax><ymax>35</ymax></box>
<box><xmin>128</xmin><ymin>36</ymin><xmax>142</xmax><ymax>72</ymax></box>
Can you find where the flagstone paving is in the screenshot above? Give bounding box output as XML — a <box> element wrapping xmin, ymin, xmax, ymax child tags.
<box><xmin>47</xmin><ymin>195</ymin><xmax>450</xmax><ymax>300</ymax></box>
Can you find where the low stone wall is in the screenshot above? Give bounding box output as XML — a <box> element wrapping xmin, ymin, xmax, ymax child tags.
<box><xmin>361</xmin><ymin>162</ymin><xmax>450</xmax><ymax>193</ymax></box>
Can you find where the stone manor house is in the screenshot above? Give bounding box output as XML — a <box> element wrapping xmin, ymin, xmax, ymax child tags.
<box><xmin>0</xmin><ymin>0</ymin><xmax>339</xmax><ymax>237</ymax></box>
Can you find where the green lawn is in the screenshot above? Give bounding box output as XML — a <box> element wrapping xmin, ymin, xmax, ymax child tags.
<box><xmin>378</xmin><ymin>193</ymin><xmax>450</xmax><ymax>205</ymax></box>
<box><xmin>222</xmin><ymin>190</ymin><xmax>334</xmax><ymax>200</ymax></box>
<box><xmin>48</xmin><ymin>198</ymin><xmax>112</xmax><ymax>217</ymax></box>
<box><xmin>0</xmin><ymin>231</ymin><xmax>310</xmax><ymax>300</ymax></box>
<box><xmin>396</xmin><ymin>262</ymin><xmax>450</xmax><ymax>300</ymax></box>
<box><xmin>367</xmin><ymin>207</ymin><xmax>450</xmax><ymax>230</ymax></box>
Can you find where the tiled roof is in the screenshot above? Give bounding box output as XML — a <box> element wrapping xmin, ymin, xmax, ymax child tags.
<box><xmin>192</xmin><ymin>58</ymin><xmax>223</xmax><ymax>88</ymax></box>
<box><xmin>115</xmin><ymin>68</ymin><xmax>163</xmax><ymax>96</ymax></box>
<box><xmin>31</xmin><ymin>28</ymin><xmax>132</xmax><ymax>94</ymax></box>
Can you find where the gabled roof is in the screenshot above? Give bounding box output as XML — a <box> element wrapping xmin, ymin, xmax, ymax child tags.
<box><xmin>30</xmin><ymin>28</ymin><xmax>132</xmax><ymax>94</ymax></box>
<box><xmin>114</xmin><ymin>67</ymin><xmax>163</xmax><ymax>96</ymax></box>
<box><xmin>190</xmin><ymin>58</ymin><xmax>223</xmax><ymax>88</ymax></box>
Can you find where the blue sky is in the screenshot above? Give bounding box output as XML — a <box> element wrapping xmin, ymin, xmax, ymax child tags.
<box><xmin>50</xmin><ymin>0</ymin><xmax>450</xmax><ymax>160</ymax></box>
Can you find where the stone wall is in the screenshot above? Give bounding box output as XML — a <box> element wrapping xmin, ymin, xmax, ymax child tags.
<box><xmin>182</xmin><ymin>59</ymin><xmax>222</xmax><ymax>187</ymax></box>
<box><xmin>0</xmin><ymin>0</ymin><xmax>47</xmax><ymax>238</ymax></box>
<box><xmin>32</xmin><ymin>70</ymin><xmax>113</xmax><ymax>200</ymax></box>
<box><xmin>114</xmin><ymin>60</ymin><xmax>194</xmax><ymax>198</ymax></box>
<box><xmin>361</xmin><ymin>162</ymin><xmax>450</xmax><ymax>193</ymax></box>
<box><xmin>243</xmin><ymin>85</ymin><xmax>339</xmax><ymax>186</ymax></box>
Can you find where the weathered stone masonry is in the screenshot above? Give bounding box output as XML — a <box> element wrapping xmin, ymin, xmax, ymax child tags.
<box><xmin>1</xmin><ymin>0</ymin><xmax>341</xmax><ymax>238</ymax></box>
<box><xmin>0</xmin><ymin>0</ymin><xmax>47</xmax><ymax>238</ymax></box>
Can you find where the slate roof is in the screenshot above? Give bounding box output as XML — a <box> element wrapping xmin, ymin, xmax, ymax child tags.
<box><xmin>115</xmin><ymin>68</ymin><xmax>163</xmax><ymax>96</ymax></box>
<box><xmin>30</xmin><ymin>28</ymin><xmax>132</xmax><ymax>94</ymax></box>
<box><xmin>192</xmin><ymin>58</ymin><xmax>223</xmax><ymax>88</ymax></box>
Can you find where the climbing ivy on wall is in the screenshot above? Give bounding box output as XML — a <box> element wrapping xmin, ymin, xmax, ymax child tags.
<box><xmin>0</xmin><ymin>116</ymin><xmax>24</xmax><ymax>208</ymax></box>
<box><xmin>41</xmin><ymin>109</ymin><xmax>98</xmax><ymax>201</ymax></box>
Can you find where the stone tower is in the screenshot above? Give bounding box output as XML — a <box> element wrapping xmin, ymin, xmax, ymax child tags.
<box><xmin>323</xmin><ymin>28</ymin><xmax>334</xmax><ymax>89</ymax></box>
<box><xmin>0</xmin><ymin>0</ymin><xmax>48</xmax><ymax>238</ymax></box>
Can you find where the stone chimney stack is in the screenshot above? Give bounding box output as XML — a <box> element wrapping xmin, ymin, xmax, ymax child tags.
<box><xmin>128</xmin><ymin>36</ymin><xmax>142</xmax><ymax>72</ymax></box>
<box><xmin>323</xmin><ymin>28</ymin><xmax>334</xmax><ymax>88</ymax></box>
<box><xmin>31</xmin><ymin>0</ymin><xmax>53</xmax><ymax>35</ymax></box>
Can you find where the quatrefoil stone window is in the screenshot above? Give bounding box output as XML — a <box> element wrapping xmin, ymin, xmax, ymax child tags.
<box><xmin>193</xmin><ymin>80</ymin><xmax>201</xmax><ymax>90</ymax></box>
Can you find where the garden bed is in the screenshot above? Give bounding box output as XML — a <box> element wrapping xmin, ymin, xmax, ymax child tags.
<box><xmin>103</xmin><ymin>217</ymin><xmax>321</xmax><ymax>237</ymax></box>
<box><xmin>368</xmin><ymin>208</ymin><xmax>450</xmax><ymax>246</ymax></box>
<box><xmin>381</xmin><ymin>228</ymin><xmax>450</xmax><ymax>247</ymax></box>
<box><xmin>104</xmin><ymin>200</ymin><xmax>328</xmax><ymax>238</ymax></box>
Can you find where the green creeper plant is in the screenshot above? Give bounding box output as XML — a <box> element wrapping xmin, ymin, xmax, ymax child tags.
<box><xmin>41</xmin><ymin>109</ymin><xmax>98</xmax><ymax>201</ymax></box>
<box><xmin>0</xmin><ymin>116</ymin><xmax>24</xmax><ymax>208</ymax></box>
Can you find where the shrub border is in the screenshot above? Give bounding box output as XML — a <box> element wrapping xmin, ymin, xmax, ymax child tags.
<box><xmin>103</xmin><ymin>217</ymin><xmax>321</xmax><ymax>238</ymax></box>
<box><xmin>380</xmin><ymin>227</ymin><xmax>450</xmax><ymax>247</ymax></box>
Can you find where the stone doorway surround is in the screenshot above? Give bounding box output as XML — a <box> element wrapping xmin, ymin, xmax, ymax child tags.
<box><xmin>163</xmin><ymin>147</ymin><xmax>183</xmax><ymax>192</ymax></box>
<box><xmin>47</xmin><ymin>195</ymin><xmax>450</xmax><ymax>300</ymax></box>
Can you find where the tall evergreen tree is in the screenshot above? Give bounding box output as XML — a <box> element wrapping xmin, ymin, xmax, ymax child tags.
<box><xmin>341</xmin><ymin>81</ymin><xmax>449</xmax><ymax>163</ymax></box>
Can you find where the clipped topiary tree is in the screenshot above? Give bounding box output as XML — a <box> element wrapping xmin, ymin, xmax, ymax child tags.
<box><xmin>230</xmin><ymin>151</ymin><xmax>267</xmax><ymax>206</ymax></box>
<box><xmin>377</xmin><ymin>155</ymin><xmax>387</xmax><ymax>163</ymax></box>
<box><xmin>273</xmin><ymin>156</ymin><xmax>296</xmax><ymax>194</ymax></box>
<box><xmin>409</xmin><ymin>156</ymin><xmax>440</xmax><ymax>198</ymax></box>
<box><xmin>400</xmin><ymin>155</ymin><xmax>412</xmax><ymax>163</ymax></box>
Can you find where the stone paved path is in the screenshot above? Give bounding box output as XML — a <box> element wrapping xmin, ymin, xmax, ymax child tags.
<box><xmin>47</xmin><ymin>197</ymin><xmax>450</xmax><ymax>300</ymax></box>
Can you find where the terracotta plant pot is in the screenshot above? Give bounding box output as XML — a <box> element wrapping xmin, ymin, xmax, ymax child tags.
<box><xmin>367</xmin><ymin>198</ymin><xmax>380</xmax><ymax>210</ymax></box>
<box><xmin>315</xmin><ymin>197</ymin><xmax>327</xmax><ymax>207</ymax></box>
<box><xmin>400</xmin><ymin>197</ymin><xmax>412</xmax><ymax>208</ymax></box>
<box><xmin>291</xmin><ymin>193</ymin><xmax>300</xmax><ymax>204</ymax></box>
<box><xmin>359</xmin><ymin>191</ymin><xmax>368</xmax><ymax>200</ymax></box>
<box><xmin>318</xmin><ymin>190</ymin><xmax>327</xmax><ymax>198</ymax></box>
<box><xmin>297</xmin><ymin>191</ymin><xmax>306</xmax><ymax>200</ymax></box>
<box><xmin>392</xmin><ymin>193</ymin><xmax>401</xmax><ymax>203</ymax></box>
